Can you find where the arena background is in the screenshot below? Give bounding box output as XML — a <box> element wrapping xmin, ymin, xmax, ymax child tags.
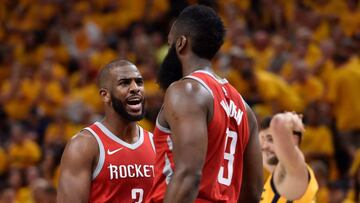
<box><xmin>0</xmin><ymin>0</ymin><xmax>360</xmax><ymax>202</ymax></box>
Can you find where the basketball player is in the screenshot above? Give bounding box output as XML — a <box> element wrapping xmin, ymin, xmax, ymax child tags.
<box><xmin>58</xmin><ymin>60</ymin><xmax>155</xmax><ymax>202</ymax></box>
<box><xmin>259</xmin><ymin>112</ymin><xmax>318</xmax><ymax>202</ymax></box>
<box><xmin>147</xmin><ymin>5</ymin><xmax>263</xmax><ymax>203</ymax></box>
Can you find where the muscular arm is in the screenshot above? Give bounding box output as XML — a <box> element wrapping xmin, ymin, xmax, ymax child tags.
<box><xmin>271</xmin><ymin>113</ymin><xmax>308</xmax><ymax>200</ymax></box>
<box><xmin>57</xmin><ymin>131</ymin><xmax>98</xmax><ymax>203</ymax></box>
<box><xmin>238</xmin><ymin>104</ymin><xmax>263</xmax><ymax>203</ymax></box>
<box><xmin>163</xmin><ymin>80</ymin><xmax>210</xmax><ymax>203</ymax></box>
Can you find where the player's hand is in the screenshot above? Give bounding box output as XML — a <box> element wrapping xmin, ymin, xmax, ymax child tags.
<box><xmin>270</xmin><ymin>112</ymin><xmax>304</xmax><ymax>136</ymax></box>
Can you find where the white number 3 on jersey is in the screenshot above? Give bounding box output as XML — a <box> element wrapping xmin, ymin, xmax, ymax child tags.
<box><xmin>218</xmin><ymin>129</ymin><xmax>238</xmax><ymax>186</ymax></box>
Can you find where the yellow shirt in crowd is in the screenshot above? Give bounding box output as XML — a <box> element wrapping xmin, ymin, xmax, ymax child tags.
<box><xmin>291</xmin><ymin>76</ymin><xmax>324</xmax><ymax>109</ymax></box>
<box><xmin>67</xmin><ymin>83</ymin><xmax>103</xmax><ymax>113</ymax></box>
<box><xmin>228</xmin><ymin>69</ymin><xmax>303</xmax><ymax>116</ymax></box>
<box><xmin>8</xmin><ymin>139</ymin><xmax>41</xmax><ymax>169</ymax></box>
<box><xmin>45</xmin><ymin>122</ymin><xmax>84</xmax><ymax>145</ymax></box>
<box><xmin>326</xmin><ymin>58</ymin><xmax>360</xmax><ymax>131</ymax></box>
<box><xmin>1</xmin><ymin>80</ymin><xmax>34</xmax><ymax>120</ymax></box>
<box><xmin>301</xmin><ymin>125</ymin><xmax>334</xmax><ymax>157</ymax></box>
<box><xmin>0</xmin><ymin>147</ymin><xmax>7</xmax><ymax>175</ymax></box>
<box><xmin>246</xmin><ymin>46</ymin><xmax>274</xmax><ymax>71</ymax></box>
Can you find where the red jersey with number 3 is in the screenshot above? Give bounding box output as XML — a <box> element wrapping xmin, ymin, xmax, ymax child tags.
<box><xmin>85</xmin><ymin>122</ymin><xmax>155</xmax><ymax>203</ymax></box>
<box><xmin>147</xmin><ymin>70</ymin><xmax>250</xmax><ymax>203</ymax></box>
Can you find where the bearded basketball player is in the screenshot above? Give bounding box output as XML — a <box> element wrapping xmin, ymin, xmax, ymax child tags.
<box><xmin>147</xmin><ymin>5</ymin><xmax>263</xmax><ymax>203</ymax></box>
<box><xmin>58</xmin><ymin>60</ymin><xmax>155</xmax><ymax>202</ymax></box>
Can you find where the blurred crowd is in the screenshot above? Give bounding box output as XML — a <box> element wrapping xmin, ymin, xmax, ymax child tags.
<box><xmin>0</xmin><ymin>0</ymin><xmax>359</xmax><ymax>202</ymax></box>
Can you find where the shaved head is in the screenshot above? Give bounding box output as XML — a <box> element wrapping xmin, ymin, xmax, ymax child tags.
<box><xmin>97</xmin><ymin>59</ymin><xmax>135</xmax><ymax>89</ymax></box>
<box><xmin>97</xmin><ymin>59</ymin><xmax>145</xmax><ymax>121</ymax></box>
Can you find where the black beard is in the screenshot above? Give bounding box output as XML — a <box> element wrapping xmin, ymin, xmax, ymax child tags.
<box><xmin>157</xmin><ymin>44</ymin><xmax>183</xmax><ymax>90</ymax></box>
<box><xmin>111</xmin><ymin>93</ymin><xmax>145</xmax><ymax>122</ymax></box>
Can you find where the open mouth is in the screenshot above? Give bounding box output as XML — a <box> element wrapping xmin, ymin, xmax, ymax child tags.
<box><xmin>265</xmin><ymin>152</ymin><xmax>275</xmax><ymax>157</ymax></box>
<box><xmin>126</xmin><ymin>97</ymin><xmax>142</xmax><ymax>112</ymax></box>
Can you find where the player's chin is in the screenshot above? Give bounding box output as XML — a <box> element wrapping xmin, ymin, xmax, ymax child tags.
<box><xmin>129</xmin><ymin>110</ymin><xmax>143</xmax><ymax>118</ymax></box>
<box><xmin>126</xmin><ymin>107</ymin><xmax>144</xmax><ymax>120</ymax></box>
<box><xmin>125</xmin><ymin>107</ymin><xmax>141</xmax><ymax>115</ymax></box>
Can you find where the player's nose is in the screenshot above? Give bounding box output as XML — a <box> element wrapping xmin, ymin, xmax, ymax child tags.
<box><xmin>129</xmin><ymin>80</ymin><xmax>140</xmax><ymax>94</ymax></box>
<box><xmin>261</xmin><ymin>141</ymin><xmax>270</xmax><ymax>150</ymax></box>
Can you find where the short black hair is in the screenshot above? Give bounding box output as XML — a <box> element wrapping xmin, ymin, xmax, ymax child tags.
<box><xmin>173</xmin><ymin>5</ymin><xmax>225</xmax><ymax>60</ymax></box>
<box><xmin>260</xmin><ymin>116</ymin><xmax>272</xmax><ymax>130</ymax></box>
<box><xmin>97</xmin><ymin>59</ymin><xmax>134</xmax><ymax>89</ymax></box>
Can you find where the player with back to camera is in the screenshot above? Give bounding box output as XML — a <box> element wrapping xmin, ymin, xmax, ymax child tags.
<box><xmin>146</xmin><ymin>5</ymin><xmax>263</xmax><ymax>203</ymax></box>
<box><xmin>57</xmin><ymin>59</ymin><xmax>155</xmax><ymax>203</ymax></box>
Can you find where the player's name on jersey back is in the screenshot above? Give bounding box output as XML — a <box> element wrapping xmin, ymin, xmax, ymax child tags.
<box><xmin>220</xmin><ymin>98</ymin><xmax>244</xmax><ymax>125</ymax></box>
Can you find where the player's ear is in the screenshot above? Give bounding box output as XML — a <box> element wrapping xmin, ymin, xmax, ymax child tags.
<box><xmin>176</xmin><ymin>35</ymin><xmax>187</xmax><ymax>54</ymax></box>
<box><xmin>100</xmin><ymin>88</ymin><xmax>110</xmax><ymax>103</ymax></box>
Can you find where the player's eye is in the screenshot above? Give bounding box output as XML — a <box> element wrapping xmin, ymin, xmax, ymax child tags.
<box><xmin>266</xmin><ymin>135</ymin><xmax>273</xmax><ymax>143</ymax></box>
<box><xmin>135</xmin><ymin>78</ymin><xmax>144</xmax><ymax>86</ymax></box>
<box><xmin>119</xmin><ymin>79</ymin><xmax>131</xmax><ymax>86</ymax></box>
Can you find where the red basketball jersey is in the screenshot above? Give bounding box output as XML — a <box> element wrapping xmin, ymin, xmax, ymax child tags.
<box><xmin>85</xmin><ymin>122</ymin><xmax>155</xmax><ymax>203</ymax></box>
<box><xmin>147</xmin><ymin>70</ymin><xmax>250</xmax><ymax>203</ymax></box>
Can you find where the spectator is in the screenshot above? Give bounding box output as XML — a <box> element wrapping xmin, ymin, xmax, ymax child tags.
<box><xmin>31</xmin><ymin>179</ymin><xmax>57</xmax><ymax>203</ymax></box>
<box><xmin>326</xmin><ymin>39</ymin><xmax>360</xmax><ymax>155</ymax></box>
<box><xmin>7</xmin><ymin>123</ymin><xmax>41</xmax><ymax>169</ymax></box>
<box><xmin>344</xmin><ymin>150</ymin><xmax>360</xmax><ymax>203</ymax></box>
<box><xmin>0</xmin><ymin>147</ymin><xmax>7</xmax><ymax>179</ymax></box>
<box><xmin>290</xmin><ymin>61</ymin><xmax>324</xmax><ymax>110</ymax></box>
<box><xmin>301</xmin><ymin>102</ymin><xmax>334</xmax><ymax>164</ymax></box>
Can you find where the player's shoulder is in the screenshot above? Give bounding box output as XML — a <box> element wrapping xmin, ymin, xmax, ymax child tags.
<box><xmin>72</xmin><ymin>128</ymin><xmax>97</xmax><ymax>142</ymax></box>
<box><xmin>164</xmin><ymin>79</ymin><xmax>212</xmax><ymax>110</ymax></box>
<box><xmin>167</xmin><ymin>78</ymin><xmax>207</xmax><ymax>94</ymax></box>
<box><xmin>65</xmin><ymin>129</ymin><xmax>98</xmax><ymax>155</ymax></box>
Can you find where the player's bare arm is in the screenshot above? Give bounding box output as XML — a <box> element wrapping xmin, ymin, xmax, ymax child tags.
<box><xmin>57</xmin><ymin>130</ymin><xmax>98</xmax><ymax>203</ymax></box>
<box><xmin>238</xmin><ymin>104</ymin><xmax>263</xmax><ymax>202</ymax></box>
<box><xmin>162</xmin><ymin>79</ymin><xmax>211</xmax><ymax>203</ymax></box>
<box><xmin>270</xmin><ymin>112</ymin><xmax>308</xmax><ymax>200</ymax></box>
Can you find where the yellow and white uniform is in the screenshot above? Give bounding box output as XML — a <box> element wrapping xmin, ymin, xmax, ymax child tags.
<box><xmin>261</xmin><ymin>165</ymin><xmax>318</xmax><ymax>203</ymax></box>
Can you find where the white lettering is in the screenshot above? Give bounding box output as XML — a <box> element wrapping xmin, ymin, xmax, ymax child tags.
<box><xmin>150</xmin><ymin>165</ymin><xmax>155</xmax><ymax>177</ymax></box>
<box><xmin>220</xmin><ymin>100</ymin><xmax>230</xmax><ymax>117</ymax></box>
<box><xmin>235</xmin><ymin>109</ymin><xmax>243</xmax><ymax>125</ymax></box>
<box><xmin>107</xmin><ymin>164</ymin><xmax>155</xmax><ymax>179</ymax></box>
<box><xmin>220</xmin><ymin>99</ymin><xmax>243</xmax><ymax>125</ymax></box>
<box><xmin>229</xmin><ymin>100</ymin><xmax>237</xmax><ymax>118</ymax></box>
<box><xmin>119</xmin><ymin>165</ymin><xmax>127</xmax><ymax>178</ymax></box>
<box><xmin>144</xmin><ymin>165</ymin><xmax>152</xmax><ymax>177</ymax></box>
<box><xmin>128</xmin><ymin>165</ymin><xmax>135</xmax><ymax>178</ymax></box>
<box><xmin>108</xmin><ymin>164</ymin><xmax>118</xmax><ymax>180</ymax></box>
<box><xmin>135</xmin><ymin>164</ymin><xmax>144</xmax><ymax>177</ymax></box>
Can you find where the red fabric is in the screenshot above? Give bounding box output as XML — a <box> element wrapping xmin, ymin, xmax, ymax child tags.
<box><xmin>147</xmin><ymin>71</ymin><xmax>250</xmax><ymax>203</ymax></box>
<box><xmin>88</xmin><ymin>123</ymin><xmax>155</xmax><ymax>203</ymax></box>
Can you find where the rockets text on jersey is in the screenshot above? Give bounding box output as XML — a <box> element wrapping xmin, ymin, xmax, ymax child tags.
<box><xmin>85</xmin><ymin>122</ymin><xmax>156</xmax><ymax>203</ymax></box>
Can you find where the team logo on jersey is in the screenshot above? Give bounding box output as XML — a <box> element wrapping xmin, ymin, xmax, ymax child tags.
<box><xmin>107</xmin><ymin>147</ymin><xmax>124</xmax><ymax>155</ymax></box>
<box><xmin>108</xmin><ymin>164</ymin><xmax>155</xmax><ymax>179</ymax></box>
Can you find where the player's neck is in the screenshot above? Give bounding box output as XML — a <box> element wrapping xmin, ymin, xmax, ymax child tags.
<box><xmin>101</xmin><ymin>115</ymin><xmax>139</xmax><ymax>143</ymax></box>
<box><xmin>182</xmin><ymin>55</ymin><xmax>212</xmax><ymax>75</ymax></box>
